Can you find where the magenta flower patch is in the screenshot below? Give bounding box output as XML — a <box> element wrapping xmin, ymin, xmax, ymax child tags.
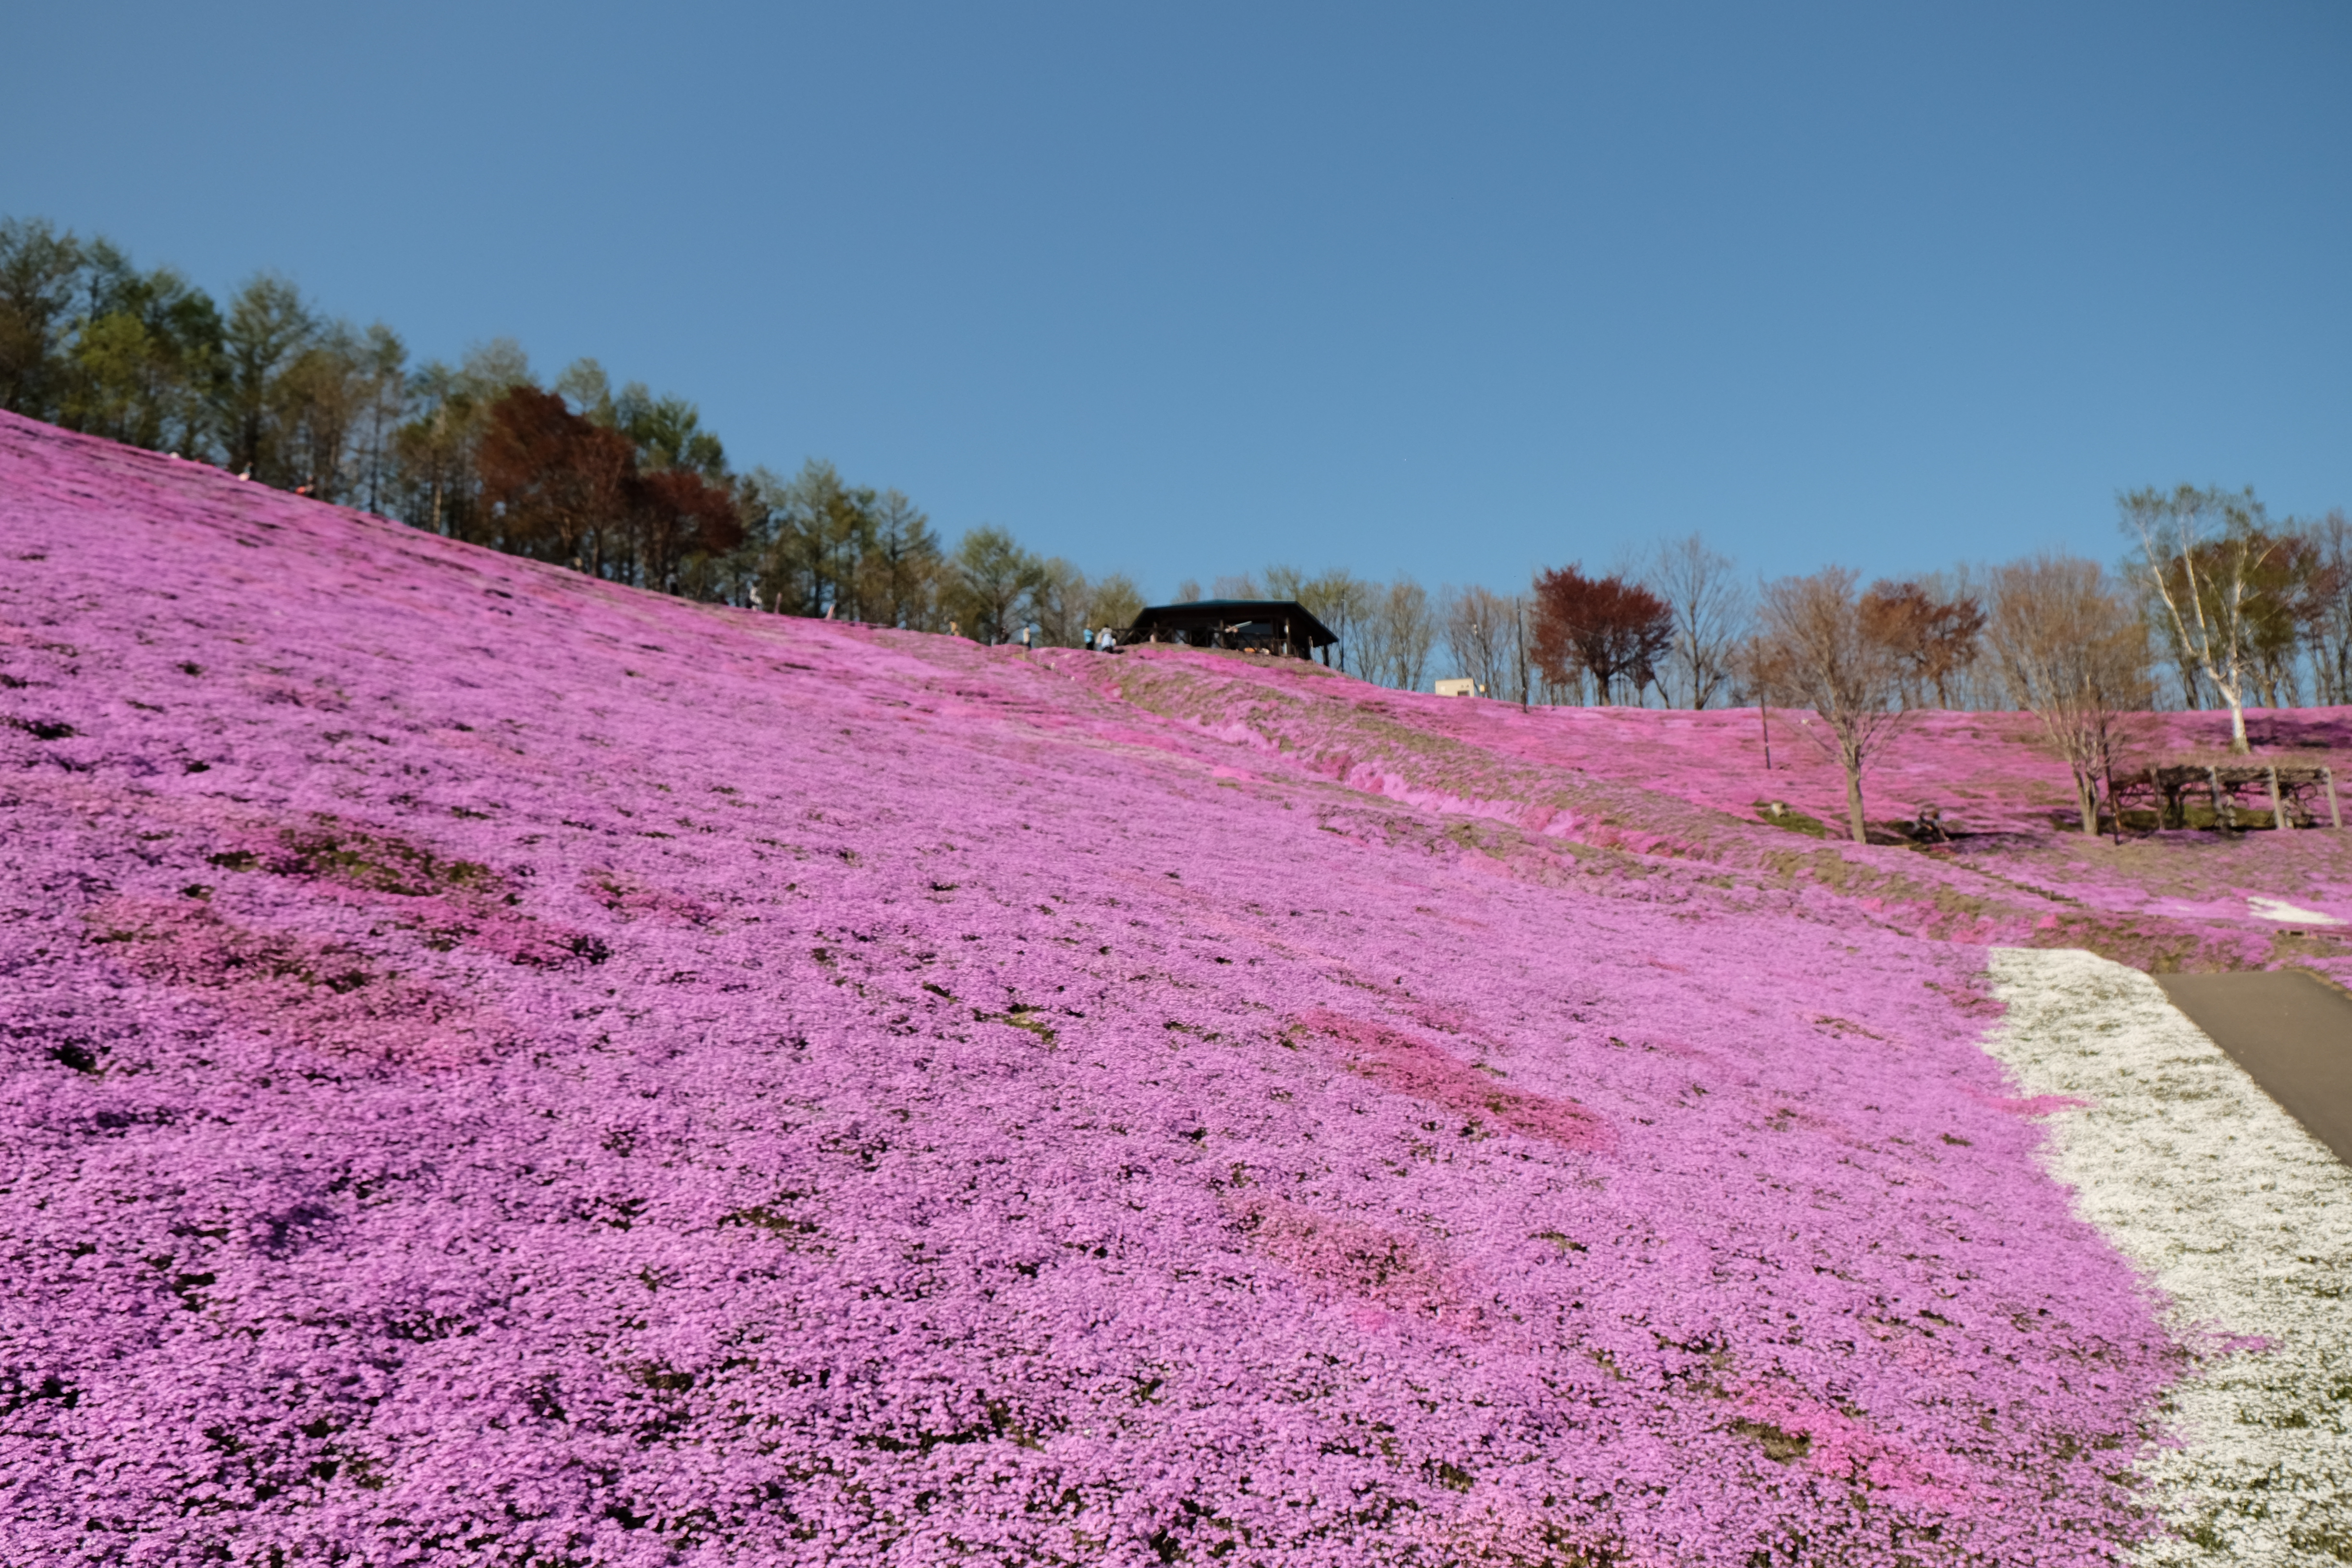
<box><xmin>1299</xmin><ymin>1007</ymin><xmax>1614</xmax><ymax>1153</ymax></box>
<box><xmin>0</xmin><ymin>410</ymin><xmax>2244</xmax><ymax>1565</ymax></box>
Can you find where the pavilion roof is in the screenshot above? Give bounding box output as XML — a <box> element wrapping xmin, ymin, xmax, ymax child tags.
<box><xmin>1128</xmin><ymin>600</ymin><xmax>1338</xmax><ymax>649</ymax></box>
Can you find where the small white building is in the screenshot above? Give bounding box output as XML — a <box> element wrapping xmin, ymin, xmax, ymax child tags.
<box><xmin>1433</xmin><ymin>678</ymin><xmax>1483</xmax><ymax>698</ymax></box>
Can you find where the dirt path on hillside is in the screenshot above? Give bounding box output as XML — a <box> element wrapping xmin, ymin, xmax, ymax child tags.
<box><xmin>2156</xmin><ymin>971</ymin><xmax>2352</xmax><ymax>1165</ymax></box>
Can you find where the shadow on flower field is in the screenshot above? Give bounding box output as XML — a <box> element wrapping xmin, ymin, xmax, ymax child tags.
<box><xmin>0</xmin><ymin>410</ymin><xmax>2334</xmax><ymax>1566</ymax></box>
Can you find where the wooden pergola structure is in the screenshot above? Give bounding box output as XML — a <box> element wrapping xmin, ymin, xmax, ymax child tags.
<box><xmin>2109</xmin><ymin>762</ymin><xmax>2343</xmax><ymax>832</ymax></box>
<box><xmin>1117</xmin><ymin>600</ymin><xmax>1340</xmax><ymax>663</ymax></box>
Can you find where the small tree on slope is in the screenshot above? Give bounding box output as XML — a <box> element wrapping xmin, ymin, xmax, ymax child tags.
<box><xmin>1986</xmin><ymin>555</ymin><xmax>2153</xmax><ymax>836</ymax></box>
<box><xmin>1754</xmin><ymin>568</ymin><xmax>1908</xmax><ymax>844</ymax></box>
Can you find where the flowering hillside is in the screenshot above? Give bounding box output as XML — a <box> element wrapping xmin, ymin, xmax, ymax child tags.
<box><xmin>1064</xmin><ymin>656</ymin><xmax>2352</xmax><ymax>985</ymax></box>
<box><xmin>0</xmin><ymin>409</ymin><xmax>2315</xmax><ymax>1566</ymax></box>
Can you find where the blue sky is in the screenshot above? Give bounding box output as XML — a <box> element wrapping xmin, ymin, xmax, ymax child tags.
<box><xmin>7</xmin><ymin>2</ymin><xmax>2347</xmax><ymax>599</ymax></box>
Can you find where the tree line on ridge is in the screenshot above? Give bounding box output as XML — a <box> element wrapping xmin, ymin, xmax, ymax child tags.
<box><xmin>6</xmin><ymin>213</ymin><xmax>2349</xmax><ymax>828</ymax></box>
<box><xmin>0</xmin><ymin>217</ymin><xmax>1144</xmax><ymax>645</ymax></box>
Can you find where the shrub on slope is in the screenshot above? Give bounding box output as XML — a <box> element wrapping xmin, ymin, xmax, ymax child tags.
<box><xmin>1</xmin><ymin>414</ymin><xmax>2181</xmax><ymax>1566</ymax></box>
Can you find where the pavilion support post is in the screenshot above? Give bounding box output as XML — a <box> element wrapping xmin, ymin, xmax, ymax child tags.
<box><xmin>2208</xmin><ymin>767</ymin><xmax>2236</xmax><ymax>832</ymax></box>
<box><xmin>2269</xmin><ymin>765</ymin><xmax>2289</xmax><ymax>831</ymax></box>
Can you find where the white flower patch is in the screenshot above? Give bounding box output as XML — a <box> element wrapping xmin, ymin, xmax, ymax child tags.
<box><xmin>2245</xmin><ymin>897</ymin><xmax>2345</xmax><ymax>927</ymax></box>
<box><xmin>1984</xmin><ymin>948</ymin><xmax>2352</xmax><ymax>1566</ymax></box>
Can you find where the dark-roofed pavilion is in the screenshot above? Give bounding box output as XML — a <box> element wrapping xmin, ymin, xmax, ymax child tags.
<box><xmin>1117</xmin><ymin>600</ymin><xmax>1340</xmax><ymax>663</ymax></box>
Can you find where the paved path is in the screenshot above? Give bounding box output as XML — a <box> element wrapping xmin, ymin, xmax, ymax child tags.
<box><xmin>2156</xmin><ymin>970</ymin><xmax>2352</xmax><ymax>1165</ymax></box>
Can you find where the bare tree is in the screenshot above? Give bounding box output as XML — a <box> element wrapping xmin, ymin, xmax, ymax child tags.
<box><xmin>1985</xmin><ymin>556</ymin><xmax>2154</xmax><ymax>836</ymax></box>
<box><xmin>1267</xmin><ymin>565</ymin><xmax>1374</xmax><ymax>673</ymax></box>
<box><xmin>2243</xmin><ymin>527</ymin><xmax>2330</xmax><ymax>710</ymax></box>
<box><xmin>1440</xmin><ymin>585</ymin><xmax>1515</xmax><ymax>696</ymax></box>
<box><xmin>1504</xmin><ymin>593</ymin><xmax>1535</xmax><ymax>705</ymax></box>
<box><xmin>347</xmin><ymin>324</ymin><xmax>408</xmax><ymax>515</ymax></box>
<box><xmin>1753</xmin><ymin>568</ymin><xmax>1909</xmax><ymax>843</ymax></box>
<box><xmin>1359</xmin><ymin>577</ymin><xmax>1435</xmax><ymax>690</ymax></box>
<box><xmin>2121</xmin><ymin>484</ymin><xmax>2281</xmax><ymax>753</ymax></box>
<box><xmin>2303</xmin><ymin>511</ymin><xmax>2352</xmax><ymax>706</ymax></box>
<box><xmin>1023</xmin><ymin>565</ymin><xmax>1143</xmax><ymax>645</ymax></box>
<box><xmin>1642</xmin><ymin>535</ymin><xmax>1747</xmax><ymax>708</ymax></box>
<box><xmin>1260</xmin><ymin>564</ymin><xmax>1305</xmax><ymax>601</ymax></box>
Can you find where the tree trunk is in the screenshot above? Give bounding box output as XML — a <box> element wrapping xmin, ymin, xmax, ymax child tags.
<box><xmin>2224</xmin><ymin>690</ymin><xmax>2250</xmax><ymax>753</ymax></box>
<box><xmin>1844</xmin><ymin>765</ymin><xmax>1867</xmax><ymax>845</ymax></box>
<box><xmin>2077</xmin><ymin>773</ymin><xmax>2100</xmax><ymax>837</ymax></box>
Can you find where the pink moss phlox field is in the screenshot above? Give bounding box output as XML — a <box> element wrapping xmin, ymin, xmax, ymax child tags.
<box><xmin>1297</xmin><ymin>1007</ymin><xmax>1613</xmax><ymax>1153</ymax></box>
<box><xmin>1730</xmin><ymin>1389</ymin><xmax>1977</xmax><ymax>1511</ymax></box>
<box><xmin>1059</xmin><ymin>641</ymin><xmax>2352</xmax><ymax>983</ymax></box>
<box><xmin>0</xmin><ymin>410</ymin><xmax>2205</xmax><ymax>1564</ymax></box>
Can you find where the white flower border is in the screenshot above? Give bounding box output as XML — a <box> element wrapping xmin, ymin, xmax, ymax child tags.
<box><xmin>1984</xmin><ymin>948</ymin><xmax>2352</xmax><ymax>1565</ymax></box>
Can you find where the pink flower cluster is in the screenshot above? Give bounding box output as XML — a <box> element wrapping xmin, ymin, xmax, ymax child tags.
<box><xmin>0</xmin><ymin>410</ymin><xmax>2223</xmax><ymax>1565</ymax></box>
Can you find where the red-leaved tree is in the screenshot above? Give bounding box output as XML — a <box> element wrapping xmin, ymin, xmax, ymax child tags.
<box><xmin>1530</xmin><ymin>566</ymin><xmax>1673</xmax><ymax>705</ymax></box>
<box><xmin>634</xmin><ymin>466</ymin><xmax>744</xmax><ymax>595</ymax></box>
<box><xmin>476</xmin><ymin>387</ymin><xmax>636</xmax><ymax>572</ymax></box>
<box><xmin>1858</xmin><ymin>580</ymin><xmax>1984</xmax><ymax>708</ymax></box>
<box><xmin>477</xmin><ymin>387</ymin><xmax>744</xmax><ymax>590</ymax></box>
